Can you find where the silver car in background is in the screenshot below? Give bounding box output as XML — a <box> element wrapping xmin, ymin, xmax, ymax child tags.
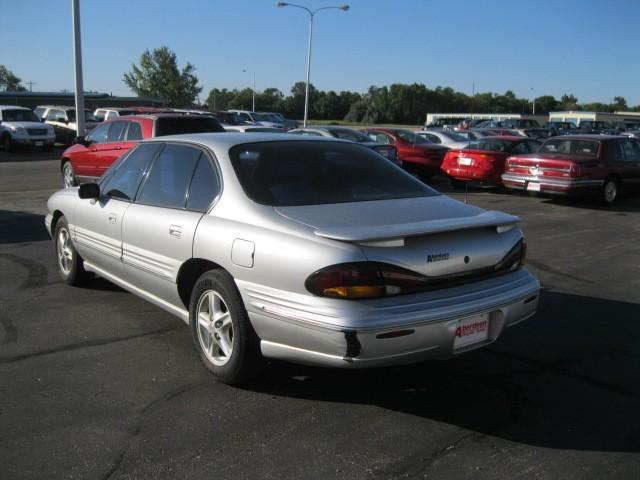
<box><xmin>45</xmin><ymin>133</ymin><xmax>540</xmax><ymax>384</ymax></box>
<box><xmin>416</xmin><ymin>129</ymin><xmax>470</xmax><ymax>149</ymax></box>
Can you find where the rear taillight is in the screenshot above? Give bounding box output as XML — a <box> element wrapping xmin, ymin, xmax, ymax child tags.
<box><xmin>305</xmin><ymin>262</ymin><xmax>428</xmax><ymax>299</ymax></box>
<box><xmin>569</xmin><ymin>163</ymin><xmax>582</xmax><ymax>178</ymax></box>
<box><xmin>494</xmin><ymin>238</ymin><xmax>526</xmax><ymax>272</ymax></box>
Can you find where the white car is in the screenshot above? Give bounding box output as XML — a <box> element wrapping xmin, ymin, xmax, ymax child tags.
<box><xmin>35</xmin><ymin>105</ymin><xmax>99</xmax><ymax>145</ymax></box>
<box><xmin>227</xmin><ymin>110</ymin><xmax>284</xmax><ymax>129</ymax></box>
<box><xmin>0</xmin><ymin>105</ymin><xmax>55</xmax><ymax>152</ymax></box>
<box><xmin>416</xmin><ymin>129</ymin><xmax>469</xmax><ymax>150</ymax></box>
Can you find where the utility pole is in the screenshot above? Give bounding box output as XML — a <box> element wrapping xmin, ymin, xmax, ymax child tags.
<box><xmin>72</xmin><ymin>0</ymin><xmax>85</xmax><ymax>137</ymax></box>
<box><xmin>26</xmin><ymin>81</ymin><xmax>37</xmax><ymax>92</ymax></box>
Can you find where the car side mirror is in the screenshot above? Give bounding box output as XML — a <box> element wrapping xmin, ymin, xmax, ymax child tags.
<box><xmin>73</xmin><ymin>135</ymin><xmax>91</xmax><ymax>146</ymax></box>
<box><xmin>78</xmin><ymin>183</ymin><xmax>100</xmax><ymax>199</ymax></box>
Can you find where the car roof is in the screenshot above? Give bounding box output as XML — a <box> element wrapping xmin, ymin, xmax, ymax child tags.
<box><xmin>550</xmin><ymin>134</ymin><xmax>619</xmax><ymax>141</ymax></box>
<box><xmin>141</xmin><ymin>132</ymin><xmax>349</xmax><ymax>150</ymax></box>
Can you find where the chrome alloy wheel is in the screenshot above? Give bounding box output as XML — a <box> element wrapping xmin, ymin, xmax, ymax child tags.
<box><xmin>63</xmin><ymin>163</ymin><xmax>75</xmax><ymax>188</ymax></box>
<box><xmin>603</xmin><ymin>179</ymin><xmax>617</xmax><ymax>204</ymax></box>
<box><xmin>196</xmin><ymin>290</ymin><xmax>234</xmax><ymax>366</ymax></box>
<box><xmin>56</xmin><ymin>226</ymin><xmax>73</xmax><ymax>276</ymax></box>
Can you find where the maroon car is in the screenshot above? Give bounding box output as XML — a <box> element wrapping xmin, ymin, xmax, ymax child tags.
<box><xmin>501</xmin><ymin>135</ymin><xmax>640</xmax><ymax>204</ymax></box>
<box><xmin>361</xmin><ymin>128</ymin><xmax>448</xmax><ymax>178</ymax></box>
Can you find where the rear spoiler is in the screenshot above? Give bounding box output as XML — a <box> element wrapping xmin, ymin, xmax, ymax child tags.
<box><xmin>314</xmin><ymin>210</ymin><xmax>520</xmax><ymax>242</ymax></box>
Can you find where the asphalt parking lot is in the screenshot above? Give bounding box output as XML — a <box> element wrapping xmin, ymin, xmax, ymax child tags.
<box><xmin>1</xmin><ymin>148</ymin><xmax>639</xmax><ymax>480</ymax></box>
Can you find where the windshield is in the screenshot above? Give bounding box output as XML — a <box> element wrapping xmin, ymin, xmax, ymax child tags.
<box><xmin>229</xmin><ymin>141</ymin><xmax>437</xmax><ymax>206</ymax></box>
<box><xmin>539</xmin><ymin>139</ymin><xmax>599</xmax><ymax>156</ymax></box>
<box><xmin>396</xmin><ymin>130</ymin><xmax>428</xmax><ymax>144</ymax></box>
<box><xmin>465</xmin><ymin>139</ymin><xmax>517</xmax><ymax>152</ymax></box>
<box><xmin>66</xmin><ymin>109</ymin><xmax>97</xmax><ymax>122</ymax></box>
<box><xmin>328</xmin><ymin>128</ymin><xmax>371</xmax><ymax>142</ymax></box>
<box><xmin>2</xmin><ymin>109</ymin><xmax>40</xmax><ymax>122</ymax></box>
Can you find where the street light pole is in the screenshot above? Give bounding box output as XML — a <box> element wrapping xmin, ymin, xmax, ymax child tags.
<box><xmin>531</xmin><ymin>87</ymin><xmax>536</xmax><ymax>115</ymax></box>
<box><xmin>71</xmin><ymin>0</ymin><xmax>85</xmax><ymax>137</ymax></box>
<box><xmin>243</xmin><ymin>69</ymin><xmax>256</xmax><ymax>111</ymax></box>
<box><xmin>276</xmin><ymin>2</ymin><xmax>349</xmax><ymax>128</ymax></box>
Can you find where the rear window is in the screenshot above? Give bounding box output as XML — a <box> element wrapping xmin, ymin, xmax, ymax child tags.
<box><xmin>539</xmin><ymin>139</ymin><xmax>599</xmax><ymax>156</ymax></box>
<box><xmin>465</xmin><ymin>139</ymin><xmax>515</xmax><ymax>152</ymax></box>
<box><xmin>154</xmin><ymin>117</ymin><xmax>224</xmax><ymax>137</ymax></box>
<box><xmin>229</xmin><ymin>141</ymin><xmax>437</xmax><ymax>207</ymax></box>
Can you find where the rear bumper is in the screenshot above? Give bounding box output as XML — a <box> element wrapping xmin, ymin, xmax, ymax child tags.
<box><xmin>501</xmin><ymin>173</ymin><xmax>603</xmax><ymax>195</ymax></box>
<box><xmin>240</xmin><ymin>269</ymin><xmax>540</xmax><ymax>368</ymax></box>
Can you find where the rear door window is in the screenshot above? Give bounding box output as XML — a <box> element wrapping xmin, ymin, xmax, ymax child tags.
<box><xmin>106</xmin><ymin>121</ymin><xmax>127</xmax><ymax>143</ymax></box>
<box><xmin>125</xmin><ymin>121</ymin><xmax>143</xmax><ymax>141</ymax></box>
<box><xmin>186</xmin><ymin>156</ymin><xmax>220</xmax><ymax>212</ymax></box>
<box><xmin>136</xmin><ymin>144</ymin><xmax>202</xmax><ymax>209</ymax></box>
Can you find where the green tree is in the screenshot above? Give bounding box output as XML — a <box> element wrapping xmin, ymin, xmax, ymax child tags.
<box><xmin>0</xmin><ymin>65</ymin><xmax>26</xmax><ymax>91</ymax></box>
<box><xmin>123</xmin><ymin>46</ymin><xmax>201</xmax><ymax>107</ymax></box>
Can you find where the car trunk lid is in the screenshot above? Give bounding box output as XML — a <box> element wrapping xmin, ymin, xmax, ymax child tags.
<box><xmin>275</xmin><ymin>196</ymin><xmax>521</xmax><ymax>277</ymax></box>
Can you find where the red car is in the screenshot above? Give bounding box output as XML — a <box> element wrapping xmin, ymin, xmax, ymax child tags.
<box><xmin>361</xmin><ymin>128</ymin><xmax>448</xmax><ymax>178</ymax></box>
<box><xmin>502</xmin><ymin>135</ymin><xmax>640</xmax><ymax>204</ymax></box>
<box><xmin>441</xmin><ymin>136</ymin><xmax>541</xmax><ymax>187</ymax></box>
<box><xmin>61</xmin><ymin>114</ymin><xmax>224</xmax><ymax>187</ymax></box>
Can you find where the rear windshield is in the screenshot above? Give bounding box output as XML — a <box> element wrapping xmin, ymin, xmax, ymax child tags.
<box><xmin>396</xmin><ymin>130</ymin><xmax>428</xmax><ymax>144</ymax></box>
<box><xmin>2</xmin><ymin>109</ymin><xmax>39</xmax><ymax>122</ymax></box>
<box><xmin>327</xmin><ymin>128</ymin><xmax>370</xmax><ymax>142</ymax></box>
<box><xmin>465</xmin><ymin>139</ymin><xmax>517</xmax><ymax>152</ymax></box>
<box><xmin>229</xmin><ymin>141</ymin><xmax>437</xmax><ymax>206</ymax></box>
<box><xmin>539</xmin><ymin>139</ymin><xmax>599</xmax><ymax>156</ymax></box>
<box><xmin>154</xmin><ymin>117</ymin><xmax>225</xmax><ymax>136</ymax></box>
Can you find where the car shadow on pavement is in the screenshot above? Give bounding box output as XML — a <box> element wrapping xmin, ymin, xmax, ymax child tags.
<box><xmin>249</xmin><ymin>290</ymin><xmax>640</xmax><ymax>453</ymax></box>
<box><xmin>0</xmin><ymin>147</ymin><xmax>64</xmax><ymax>163</ymax></box>
<box><xmin>0</xmin><ymin>210</ymin><xmax>50</xmax><ymax>244</ymax></box>
<box><xmin>541</xmin><ymin>196</ymin><xmax>640</xmax><ymax>213</ymax></box>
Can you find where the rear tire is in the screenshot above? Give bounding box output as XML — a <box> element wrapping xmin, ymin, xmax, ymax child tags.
<box><xmin>2</xmin><ymin>134</ymin><xmax>13</xmax><ymax>152</ymax></box>
<box><xmin>54</xmin><ymin>216</ymin><xmax>91</xmax><ymax>286</ymax></box>
<box><xmin>601</xmin><ymin>177</ymin><xmax>619</xmax><ymax>205</ymax></box>
<box><xmin>189</xmin><ymin>270</ymin><xmax>263</xmax><ymax>385</ymax></box>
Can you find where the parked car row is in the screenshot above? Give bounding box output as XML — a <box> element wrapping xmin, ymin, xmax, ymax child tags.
<box><xmin>438</xmin><ymin>133</ymin><xmax>640</xmax><ymax>204</ymax></box>
<box><xmin>0</xmin><ymin>103</ymin><xmax>299</xmax><ymax>152</ymax></box>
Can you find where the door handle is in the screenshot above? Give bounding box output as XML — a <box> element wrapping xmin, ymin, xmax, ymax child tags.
<box><xmin>169</xmin><ymin>225</ymin><xmax>183</xmax><ymax>238</ymax></box>
<box><xmin>108</xmin><ymin>213</ymin><xmax>117</xmax><ymax>224</ymax></box>
<box><xmin>115</xmin><ymin>146</ymin><xmax>122</xmax><ymax>150</ymax></box>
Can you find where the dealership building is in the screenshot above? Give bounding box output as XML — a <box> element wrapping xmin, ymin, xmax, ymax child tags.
<box><xmin>426</xmin><ymin>110</ymin><xmax>640</xmax><ymax>127</ymax></box>
<box><xmin>0</xmin><ymin>91</ymin><xmax>163</xmax><ymax>110</ymax></box>
<box><xmin>425</xmin><ymin>112</ymin><xmax>547</xmax><ymax>126</ymax></box>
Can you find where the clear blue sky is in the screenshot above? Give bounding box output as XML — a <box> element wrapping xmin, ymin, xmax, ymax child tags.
<box><xmin>3</xmin><ymin>0</ymin><xmax>640</xmax><ymax>105</ymax></box>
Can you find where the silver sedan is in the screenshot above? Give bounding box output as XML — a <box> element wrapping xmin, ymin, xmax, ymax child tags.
<box><xmin>45</xmin><ymin>133</ymin><xmax>540</xmax><ymax>384</ymax></box>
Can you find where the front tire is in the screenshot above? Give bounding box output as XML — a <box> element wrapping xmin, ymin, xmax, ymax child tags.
<box><xmin>54</xmin><ymin>216</ymin><xmax>90</xmax><ymax>286</ymax></box>
<box><xmin>62</xmin><ymin>161</ymin><xmax>77</xmax><ymax>188</ymax></box>
<box><xmin>601</xmin><ymin>177</ymin><xmax>619</xmax><ymax>205</ymax></box>
<box><xmin>189</xmin><ymin>270</ymin><xmax>263</xmax><ymax>385</ymax></box>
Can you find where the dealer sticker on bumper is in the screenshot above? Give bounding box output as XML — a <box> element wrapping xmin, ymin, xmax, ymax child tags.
<box><xmin>527</xmin><ymin>182</ymin><xmax>541</xmax><ymax>192</ymax></box>
<box><xmin>453</xmin><ymin>313</ymin><xmax>489</xmax><ymax>350</ymax></box>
